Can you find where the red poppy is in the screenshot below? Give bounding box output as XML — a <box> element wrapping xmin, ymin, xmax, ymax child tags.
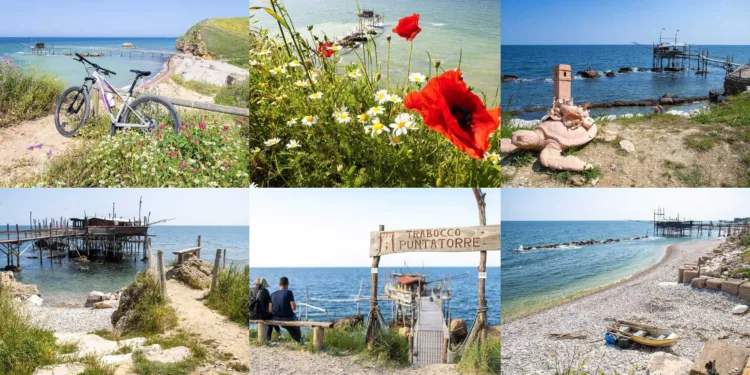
<box><xmin>392</xmin><ymin>14</ymin><xmax>422</xmax><ymax>41</ymax></box>
<box><xmin>404</xmin><ymin>70</ymin><xmax>500</xmax><ymax>159</ymax></box>
<box><xmin>318</xmin><ymin>41</ymin><xmax>333</xmax><ymax>58</ymax></box>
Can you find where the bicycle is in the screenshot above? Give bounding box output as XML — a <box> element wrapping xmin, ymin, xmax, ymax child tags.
<box><xmin>54</xmin><ymin>53</ymin><xmax>181</xmax><ymax>137</ymax></box>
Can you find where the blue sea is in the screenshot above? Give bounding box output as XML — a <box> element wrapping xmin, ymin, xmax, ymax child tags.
<box><xmin>250</xmin><ymin>267</ymin><xmax>500</xmax><ymax>326</ymax></box>
<box><xmin>501</xmin><ymin>221</ymin><xmax>720</xmax><ymax>318</ymax></box>
<box><xmin>252</xmin><ymin>0</ymin><xmax>501</xmax><ymax>98</ymax></box>
<box><xmin>10</xmin><ymin>225</ymin><xmax>248</xmax><ymax>305</ymax></box>
<box><xmin>502</xmin><ymin>45</ymin><xmax>750</xmax><ymax>116</ymax></box>
<box><xmin>0</xmin><ymin>37</ymin><xmax>177</xmax><ymax>88</ymax></box>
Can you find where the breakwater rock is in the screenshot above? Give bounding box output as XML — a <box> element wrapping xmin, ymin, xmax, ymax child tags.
<box><xmin>515</xmin><ymin>235</ymin><xmax>650</xmax><ymax>252</ymax></box>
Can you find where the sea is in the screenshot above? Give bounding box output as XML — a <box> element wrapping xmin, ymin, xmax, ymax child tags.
<box><xmin>502</xmin><ymin>45</ymin><xmax>750</xmax><ymax>117</ymax></box>
<box><xmin>251</xmin><ymin>0</ymin><xmax>501</xmax><ymax>98</ymax></box>
<box><xmin>0</xmin><ymin>37</ymin><xmax>177</xmax><ymax>88</ymax></box>
<box><xmin>11</xmin><ymin>225</ymin><xmax>249</xmax><ymax>305</ymax></box>
<box><xmin>250</xmin><ymin>267</ymin><xmax>500</xmax><ymax>326</ymax></box>
<box><xmin>501</xmin><ymin>221</ymin><xmax>719</xmax><ymax>318</ymax></box>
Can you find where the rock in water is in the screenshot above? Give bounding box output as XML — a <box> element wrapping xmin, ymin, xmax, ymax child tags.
<box><xmin>619</xmin><ymin>140</ymin><xmax>636</xmax><ymax>153</ymax></box>
<box><xmin>333</xmin><ymin>314</ymin><xmax>364</xmax><ymax>330</ymax></box>
<box><xmin>647</xmin><ymin>352</ymin><xmax>692</xmax><ymax>375</ymax></box>
<box><xmin>732</xmin><ymin>305</ymin><xmax>748</xmax><ymax>315</ymax></box>
<box><xmin>501</xmin><ymin>74</ymin><xmax>519</xmax><ymax>82</ymax></box>
<box><xmin>606</xmin><ymin>71</ymin><xmax>616</xmax><ymax>77</ymax></box>
<box><xmin>577</xmin><ymin>70</ymin><xmax>600</xmax><ymax>79</ymax></box>
<box><xmin>450</xmin><ymin>319</ymin><xmax>468</xmax><ymax>343</ymax></box>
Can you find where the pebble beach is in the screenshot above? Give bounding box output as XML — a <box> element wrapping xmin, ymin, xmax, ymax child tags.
<box><xmin>501</xmin><ymin>238</ymin><xmax>750</xmax><ymax>374</ymax></box>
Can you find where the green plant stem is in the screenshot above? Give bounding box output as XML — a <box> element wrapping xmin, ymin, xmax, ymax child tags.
<box><xmin>407</xmin><ymin>40</ymin><xmax>414</xmax><ymax>79</ymax></box>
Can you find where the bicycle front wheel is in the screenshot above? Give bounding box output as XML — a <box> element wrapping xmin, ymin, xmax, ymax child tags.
<box><xmin>120</xmin><ymin>96</ymin><xmax>181</xmax><ymax>134</ymax></box>
<box><xmin>54</xmin><ymin>86</ymin><xmax>90</xmax><ymax>137</ymax></box>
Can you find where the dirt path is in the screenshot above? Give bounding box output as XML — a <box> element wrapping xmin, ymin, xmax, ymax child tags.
<box><xmin>0</xmin><ymin>115</ymin><xmax>73</xmax><ymax>183</ymax></box>
<box><xmin>166</xmin><ymin>279</ymin><xmax>248</xmax><ymax>365</ymax></box>
<box><xmin>502</xmin><ymin>117</ymin><xmax>746</xmax><ymax>187</ymax></box>
<box><xmin>250</xmin><ymin>345</ymin><xmax>458</xmax><ymax>375</ymax></box>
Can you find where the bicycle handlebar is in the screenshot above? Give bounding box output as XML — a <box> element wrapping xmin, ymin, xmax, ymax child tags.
<box><xmin>74</xmin><ymin>53</ymin><xmax>116</xmax><ymax>75</ymax></box>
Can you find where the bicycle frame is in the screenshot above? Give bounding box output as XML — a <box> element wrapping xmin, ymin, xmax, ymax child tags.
<box><xmin>80</xmin><ymin>67</ymin><xmax>150</xmax><ymax>129</ymax></box>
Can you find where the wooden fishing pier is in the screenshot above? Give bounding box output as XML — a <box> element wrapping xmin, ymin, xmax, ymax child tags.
<box><xmin>0</xmin><ymin>199</ymin><xmax>168</xmax><ymax>271</ymax></box>
<box><xmin>652</xmin><ymin>208</ymin><xmax>750</xmax><ymax>237</ymax></box>
<box><xmin>642</xmin><ymin>30</ymin><xmax>743</xmax><ymax>74</ymax></box>
<box><xmin>26</xmin><ymin>43</ymin><xmax>172</xmax><ymax>59</ymax></box>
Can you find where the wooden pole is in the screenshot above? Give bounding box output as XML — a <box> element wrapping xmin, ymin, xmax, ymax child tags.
<box><xmin>367</xmin><ymin>224</ymin><xmax>383</xmax><ymax>349</ymax></box>
<box><xmin>197</xmin><ymin>235</ymin><xmax>202</xmax><ymax>259</ymax></box>
<box><xmin>472</xmin><ymin>187</ymin><xmax>488</xmax><ymax>342</ymax></box>
<box><xmin>313</xmin><ymin>326</ymin><xmax>324</xmax><ymax>351</ymax></box>
<box><xmin>157</xmin><ymin>250</ymin><xmax>166</xmax><ymax>297</ymax></box>
<box><xmin>222</xmin><ymin>249</ymin><xmax>226</xmax><ymax>269</ymax></box>
<box><xmin>211</xmin><ymin>249</ymin><xmax>221</xmax><ymax>291</ymax></box>
<box><xmin>258</xmin><ymin>322</ymin><xmax>267</xmax><ymax>344</ymax></box>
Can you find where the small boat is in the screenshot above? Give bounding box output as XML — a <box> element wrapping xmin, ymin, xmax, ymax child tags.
<box><xmin>613</xmin><ymin>320</ymin><xmax>678</xmax><ymax>347</ymax></box>
<box><xmin>122</xmin><ymin>42</ymin><xmax>134</xmax><ymax>48</ymax></box>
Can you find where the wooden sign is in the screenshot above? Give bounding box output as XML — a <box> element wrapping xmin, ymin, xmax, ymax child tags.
<box><xmin>369</xmin><ymin>225</ymin><xmax>500</xmax><ymax>256</ymax></box>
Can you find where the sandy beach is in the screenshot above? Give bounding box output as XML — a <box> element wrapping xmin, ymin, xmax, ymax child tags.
<box><xmin>501</xmin><ymin>238</ymin><xmax>750</xmax><ymax>374</ymax></box>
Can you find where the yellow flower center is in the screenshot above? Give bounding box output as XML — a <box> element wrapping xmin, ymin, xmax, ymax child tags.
<box><xmin>392</xmin><ymin>136</ymin><xmax>401</xmax><ymax>143</ymax></box>
<box><xmin>305</xmin><ymin>116</ymin><xmax>313</xmax><ymax>122</ymax></box>
<box><xmin>397</xmin><ymin>121</ymin><xmax>406</xmax><ymax>128</ymax></box>
<box><xmin>373</xmin><ymin>123</ymin><xmax>383</xmax><ymax>131</ymax></box>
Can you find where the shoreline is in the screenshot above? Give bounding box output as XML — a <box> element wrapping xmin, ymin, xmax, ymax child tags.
<box><xmin>502</xmin><ymin>237</ymin><xmax>750</xmax><ymax>374</ymax></box>
<box><xmin>503</xmin><ymin>241</ymin><xmax>676</xmax><ymax>323</ymax></box>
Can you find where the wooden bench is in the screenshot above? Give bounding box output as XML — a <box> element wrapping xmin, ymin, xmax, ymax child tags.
<box><xmin>172</xmin><ymin>247</ymin><xmax>200</xmax><ymax>265</ymax></box>
<box><xmin>249</xmin><ymin>319</ymin><xmax>334</xmax><ymax>351</ymax></box>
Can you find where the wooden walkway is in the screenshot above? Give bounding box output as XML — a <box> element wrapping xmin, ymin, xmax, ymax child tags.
<box><xmin>26</xmin><ymin>45</ymin><xmax>173</xmax><ymax>58</ymax></box>
<box><xmin>413</xmin><ymin>296</ymin><xmax>449</xmax><ymax>364</ymax></box>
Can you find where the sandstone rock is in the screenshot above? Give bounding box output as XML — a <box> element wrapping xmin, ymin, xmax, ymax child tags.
<box><xmin>27</xmin><ymin>294</ymin><xmax>43</xmax><ymax>306</ymax></box>
<box><xmin>731</xmin><ymin>305</ymin><xmax>748</xmax><ymax>315</ymax></box>
<box><xmin>100</xmin><ymin>353</ymin><xmax>132</xmax><ymax>365</ymax></box>
<box><xmin>619</xmin><ymin>140</ymin><xmax>636</xmax><ymax>153</ymax></box>
<box><xmin>54</xmin><ymin>333</ymin><xmax>118</xmax><ymax>357</ymax></box>
<box><xmin>683</xmin><ymin>270</ymin><xmax>699</xmax><ymax>284</ymax></box>
<box><xmin>705</xmin><ymin>278</ymin><xmax>723</xmax><ymax>290</ymax></box>
<box><xmin>689</xmin><ymin>340</ymin><xmax>750</xmax><ymax>375</ymax></box>
<box><xmin>721</xmin><ymin>279</ymin><xmax>744</xmax><ymax>296</ymax></box>
<box><xmin>166</xmin><ymin>257</ymin><xmax>213</xmax><ymax>289</ymax></box>
<box><xmin>333</xmin><ymin>314</ymin><xmax>364</xmax><ymax>330</ymax></box>
<box><xmin>33</xmin><ymin>363</ymin><xmax>86</xmax><ymax>375</ymax></box>
<box><xmin>145</xmin><ymin>346</ymin><xmax>191</xmax><ymax>363</ymax></box>
<box><xmin>601</xmin><ymin>131</ymin><xmax>618</xmax><ymax>142</ymax></box>
<box><xmin>450</xmin><ymin>319</ymin><xmax>468</xmax><ymax>343</ymax></box>
<box><xmin>119</xmin><ymin>337</ymin><xmax>147</xmax><ymax>349</ymax></box>
<box><xmin>690</xmin><ymin>278</ymin><xmax>707</xmax><ymax>289</ymax></box>
<box><xmin>93</xmin><ymin>301</ymin><xmax>115</xmax><ymax>309</ymax></box>
<box><xmin>648</xmin><ymin>352</ymin><xmax>693</xmax><ymax>375</ymax></box>
<box><xmin>86</xmin><ymin>291</ymin><xmax>105</xmax><ymax>307</ymax></box>
<box><xmin>569</xmin><ymin>175</ymin><xmax>586</xmax><ymax>187</ymax></box>
<box><xmin>739</xmin><ymin>282</ymin><xmax>750</xmax><ymax>302</ymax></box>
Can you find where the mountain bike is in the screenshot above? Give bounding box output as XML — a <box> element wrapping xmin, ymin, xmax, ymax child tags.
<box><xmin>54</xmin><ymin>53</ymin><xmax>181</xmax><ymax>137</ymax></box>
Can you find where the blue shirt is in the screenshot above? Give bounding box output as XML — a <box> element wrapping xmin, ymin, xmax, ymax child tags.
<box><xmin>271</xmin><ymin>289</ymin><xmax>295</xmax><ymax>319</ymax></box>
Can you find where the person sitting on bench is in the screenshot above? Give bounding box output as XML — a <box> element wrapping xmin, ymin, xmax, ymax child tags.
<box><xmin>250</xmin><ymin>277</ymin><xmax>280</xmax><ymax>337</ymax></box>
<box><xmin>268</xmin><ymin>276</ymin><xmax>302</xmax><ymax>343</ymax></box>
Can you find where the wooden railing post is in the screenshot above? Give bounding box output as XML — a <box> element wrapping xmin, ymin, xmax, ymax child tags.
<box><xmin>157</xmin><ymin>250</ymin><xmax>166</xmax><ymax>297</ymax></box>
<box><xmin>367</xmin><ymin>224</ymin><xmax>383</xmax><ymax>350</ymax></box>
<box><xmin>313</xmin><ymin>327</ymin><xmax>324</xmax><ymax>351</ymax></box>
<box><xmin>257</xmin><ymin>322</ymin><xmax>267</xmax><ymax>345</ymax></box>
<box><xmin>473</xmin><ymin>188</ymin><xmax>488</xmax><ymax>343</ymax></box>
<box><xmin>211</xmin><ymin>249</ymin><xmax>221</xmax><ymax>291</ymax></box>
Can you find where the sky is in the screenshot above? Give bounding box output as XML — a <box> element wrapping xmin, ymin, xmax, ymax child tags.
<box><xmin>0</xmin><ymin>189</ymin><xmax>249</xmax><ymax>226</ymax></box>
<box><xmin>249</xmin><ymin>189</ymin><xmax>501</xmax><ymax>267</ymax></box>
<box><xmin>0</xmin><ymin>0</ymin><xmax>243</xmax><ymax>37</ymax></box>
<box><xmin>503</xmin><ymin>189</ymin><xmax>750</xmax><ymax>222</ymax></box>
<box><xmin>502</xmin><ymin>0</ymin><xmax>750</xmax><ymax>45</ymax></box>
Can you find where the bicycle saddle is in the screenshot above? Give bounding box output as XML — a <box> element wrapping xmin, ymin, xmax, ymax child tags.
<box><xmin>130</xmin><ymin>70</ymin><xmax>152</xmax><ymax>77</ymax></box>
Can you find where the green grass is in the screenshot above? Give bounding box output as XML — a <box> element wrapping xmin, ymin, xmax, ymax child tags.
<box><xmin>366</xmin><ymin>330</ymin><xmax>410</xmax><ymax>367</ymax></box>
<box><xmin>0</xmin><ymin>57</ymin><xmax>64</xmax><ymax>128</ymax></box>
<box><xmin>693</xmin><ymin>93</ymin><xmax>750</xmax><ymax>126</ymax></box>
<box><xmin>171</xmin><ymin>74</ymin><xmax>221</xmax><ymax>97</ymax></box>
<box><xmin>309</xmin><ymin>327</ymin><xmax>366</xmax><ymax>355</ymax></box>
<box><xmin>506</xmin><ymin>151</ymin><xmax>535</xmax><ymax>167</ymax></box>
<box><xmin>78</xmin><ymin>355</ymin><xmax>115</xmax><ymax>375</ymax></box>
<box><xmin>113</xmin><ymin>272</ymin><xmax>178</xmax><ymax>336</ymax></box>
<box><xmin>249</xmin><ymin>5</ymin><xmax>501</xmax><ymax>187</ymax></box>
<box><xmin>741</xmin><ymin>248</ymin><xmax>750</xmax><ymax>263</ymax></box>
<box><xmin>144</xmin><ymin>330</ymin><xmax>207</xmax><ymax>361</ymax></box>
<box><xmin>683</xmin><ymin>131</ymin><xmax>722</xmax><ymax>151</ymax></box>
<box><xmin>740</xmin><ymin>232</ymin><xmax>750</xmax><ymax>248</ymax></box>
<box><xmin>0</xmin><ymin>283</ymin><xmax>59</xmax><ymax>375</ymax></box>
<box><xmin>456</xmin><ymin>337</ymin><xmax>500</xmax><ymax>374</ymax></box>
<box><xmin>13</xmin><ymin>111</ymin><xmax>249</xmax><ymax>187</ymax></box>
<box><xmin>178</xmin><ymin>18</ymin><xmax>248</xmax><ymax>68</ymax></box>
<box><xmin>227</xmin><ymin>362</ymin><xmax>249</xmax><ymax>372</ymax></box>
<box><xmin>132</xmin><ymin>350</ymin><xmax>200</xmax><ymax>375</ymax></box>
<box><xmin>729</xmin><ymin>267</ymin><xmax>750</xmax><ymax>278</ymax></box>
<box><xmin>204</xmin><ymin>265</ymin><xmax>249</xmax><ymax>325</ymax></box>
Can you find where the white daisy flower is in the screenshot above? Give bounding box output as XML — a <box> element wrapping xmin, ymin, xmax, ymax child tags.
<box><xmin>485</xmin><ymin>152</ymin><xmax>501</xmax><ymax>165</ymax></box>
<box><xmin>333</xmin><ymin>107</ymin><xmax>351</xmax><ymax>124</ymax></box>
<box><xmin>301</xmin><ymin>115</ymin><xmax>318</xmax><ymax>126</ymax></box>
<box><xmin>386</xmin><ymin>94</ymin><xmax>402</xmax><ymax>104</ymax></box>
<box><xmin>357</xmin><ymin>113</ymin><xmax>370</xmax><ymax>123</ymax></box>
<box><xmin>269</xmin><ymin>66</ymin><xmax>287</xmax><ymax>75</ymax></box>
<box><xmin>249</xmin><ymin>60</ymin><xmax>259</xmax><ymax>66</ymax></box>
<box><xmin>264</xmin><ymin>138</ymin><xmax>281</xmax><ymax>147</ymax></box>
<box><xmin>364</xmin><ymin>118</ymin><xmax>390</xmax><ymax>137</ymax></box>
<box><xmin>408</xmin><ymin>72</ymin><xmax>427</xmax><ymax>83</ymax></box>
<box><xmin>390</xmin><ymin>113</ymin><xmax>413</xmax><ymax>136</ymax></box>
<box><xmin>330</xmin><ymin>45</ymin><xmax>342</xmax><ymax>52</ymax></box>
<box><xmin>389</xmin><ymin>135</ymin><xmax>402</xmax><ymax>146</ymax></box>
<box><xmin>256</xmin><ymin>50</ymin><xmax>271</xmax><ymax>56</ymax></box>
<box><xmin>250</xmin><ymin>182</ymin><xmax>258</xmax><ymax>188</ymax></box>
<box><xmin>286</xmin><ymin>118</ymin><xmax>298</xmax><ymax>126</ymax></box>
<box><xmin>374</xmin><ymin>89</ymin><xmax>389</xmax><ymax>104</ymax></box>
<box><xmin>309</xmin><ymin>92</ymin><xmax>323</xmax><ymax>100</ymax></box>
<box><xmin>367</xmin><ymin>106</ymin><xmax>385</xmax><ymax>116</ymax></box>
<box><xmin>286</xmin><ymin>140</ymin><xmax>301</xmax><ymax>149</ymax></box>
<box><xmin>288</xmin><ymin>59</ymin><xmax>302</xmax><ymax>67</ymax></box>
<box><xmin>347</xmin><ymin>69</ymin><xmax>362</xmax><ymax>80</ymax></box>
<box><xmin>294</xmin><ymin>80</ymin><xmax>310</xmax><ymax>88</ymax></box>
<box><xmin>251</xmin><ymin>147</ymin><xmax>261</xmax><ymax>153</ymax></box>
